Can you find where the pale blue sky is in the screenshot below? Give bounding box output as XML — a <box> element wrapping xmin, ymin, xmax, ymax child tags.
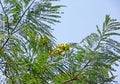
<box><xmin>53</xmin><ymin>0</ymin><xmax>120</xmax><ymax>43</ymax></box>
<box><xmin>53</xmin><ymin>0</ymin><xmax>120</xmax><ymax>83</ymax></box>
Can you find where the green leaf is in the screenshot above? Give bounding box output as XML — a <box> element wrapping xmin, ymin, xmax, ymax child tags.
<box><xmin>96</xmin><ymin>25</ymin><xmax>102</xmax><ymax>36</ymax></box>
<box><xmin>104</xmin><ymin>32</ymin><xmax>120</xmax><ymax>37</ymax></box>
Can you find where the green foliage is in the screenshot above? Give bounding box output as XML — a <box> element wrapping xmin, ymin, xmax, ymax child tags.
<box><xmin>0</xmin><ymin>0</ymin><xmax>63</xmax><ymax>83</ymax></box>
<box><xmin>50</xmin><ymin>15</ymin><xmax>120</xmax><ymax>84</ymax></box>
<box><xmin>0</xmin><ymin>0</ymin><xmax>120</xmax><ymax>84</ymax></box>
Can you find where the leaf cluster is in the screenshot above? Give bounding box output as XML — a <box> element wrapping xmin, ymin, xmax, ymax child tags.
<box><xmin>0</xmin><ymin>0</ymin><xmax>120</xmax><ymax>84</ymax></box>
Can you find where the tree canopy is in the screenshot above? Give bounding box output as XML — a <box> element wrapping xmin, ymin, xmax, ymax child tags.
<box><xmin>0</xmin><ymin>0</ymin><xmax>120</xmax><ymax>84</ymax></box>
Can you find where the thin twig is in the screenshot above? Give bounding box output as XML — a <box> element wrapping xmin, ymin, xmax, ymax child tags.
<box><xmin>0</xmin><ymin>67</ymin><xmax>9</xmax><ymax>78</ymax></box>
<box><xmin>94</xmin><ymin>38</ymin><xmax>102</xmax><ymax>51</ymax></box>
<box><xmin>0</xmin><ymin>0</ymin><xmax>35</xmax><ymax>50</ymax></box>
<box><xmin>62</xmin><ymin>76</ymin><xmax>78</xmax><ymax>84</ymax></box>
<box><xmin>11</xmin><ymin>0</ymin><xmax>35</xmax><ymax>34</ymax></box>
<box><xmin>0</xmin><ymin>38</ymin><xmax>9</xmax><ymax>50</ymax></box>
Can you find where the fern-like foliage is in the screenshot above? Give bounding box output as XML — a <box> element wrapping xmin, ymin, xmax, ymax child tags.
<box><xmin>0</xmin><ymin>0</ymin><xmax>63</xmax><ymax>83</ymax></box>
<box><xmin>51</xmin><ymin>15</ymin><xmax>120</xmax><ymax>84</ymax></box>
<box><xmin>1</xmin><ymin>0</ymin><xmax>120</xmax><ymax>83</ymax></box>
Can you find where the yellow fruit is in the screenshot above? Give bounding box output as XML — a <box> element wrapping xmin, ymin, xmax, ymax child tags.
<box><xmin>49</xmin><ymin>43</ymin><xmax>70</xmax><ymax>56</ymax></box>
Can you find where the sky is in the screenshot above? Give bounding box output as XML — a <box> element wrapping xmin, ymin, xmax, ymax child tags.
<box><xmin>53</xmin><ymin>0</ymin><xmax>120</xmax><ymax>83</ymax></box>
<box><xmin>53</xmin><ymin>0</ymin><xmax>120</xmax><ymax>43</ymax></box>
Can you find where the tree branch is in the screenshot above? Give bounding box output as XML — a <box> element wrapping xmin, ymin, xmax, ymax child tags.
<box><xmin>94</xmin><ymin>38</ymin><xmax>102</xmax><ymax>51</ymax></box>
<box><xmin>0</xmin><ymin>66</ymin><xmax>9</xmax><ymax>78</ymax></box>
<box><xmin>62</xmin><ymin>76</ymin><xmax>78</xmax><ymax>84</ymax></box>
<box><xmin>0</xmin><ymin>0</ymin><xmax>35</xmax><ymax>50</ymax></box>
<box><xmin>0</xmin><ymin>38</ymin><xmax>9</xmax><ymax>50</ymax></box>
<box><xmin>11</xmin><ymin>0</ymin><xmax>35</xmax><ymax>34</ymax></box>
<box><xmin>62</xmin><ymin>60</ymin><xmax>91</xmax><ymax>84</ymax></box>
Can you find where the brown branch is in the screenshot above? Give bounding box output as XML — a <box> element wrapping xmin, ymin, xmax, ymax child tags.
<box><xmin>62</xmin><ymin>76</ymin><xmax>78</xmax><ymax>84</ymax></box>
